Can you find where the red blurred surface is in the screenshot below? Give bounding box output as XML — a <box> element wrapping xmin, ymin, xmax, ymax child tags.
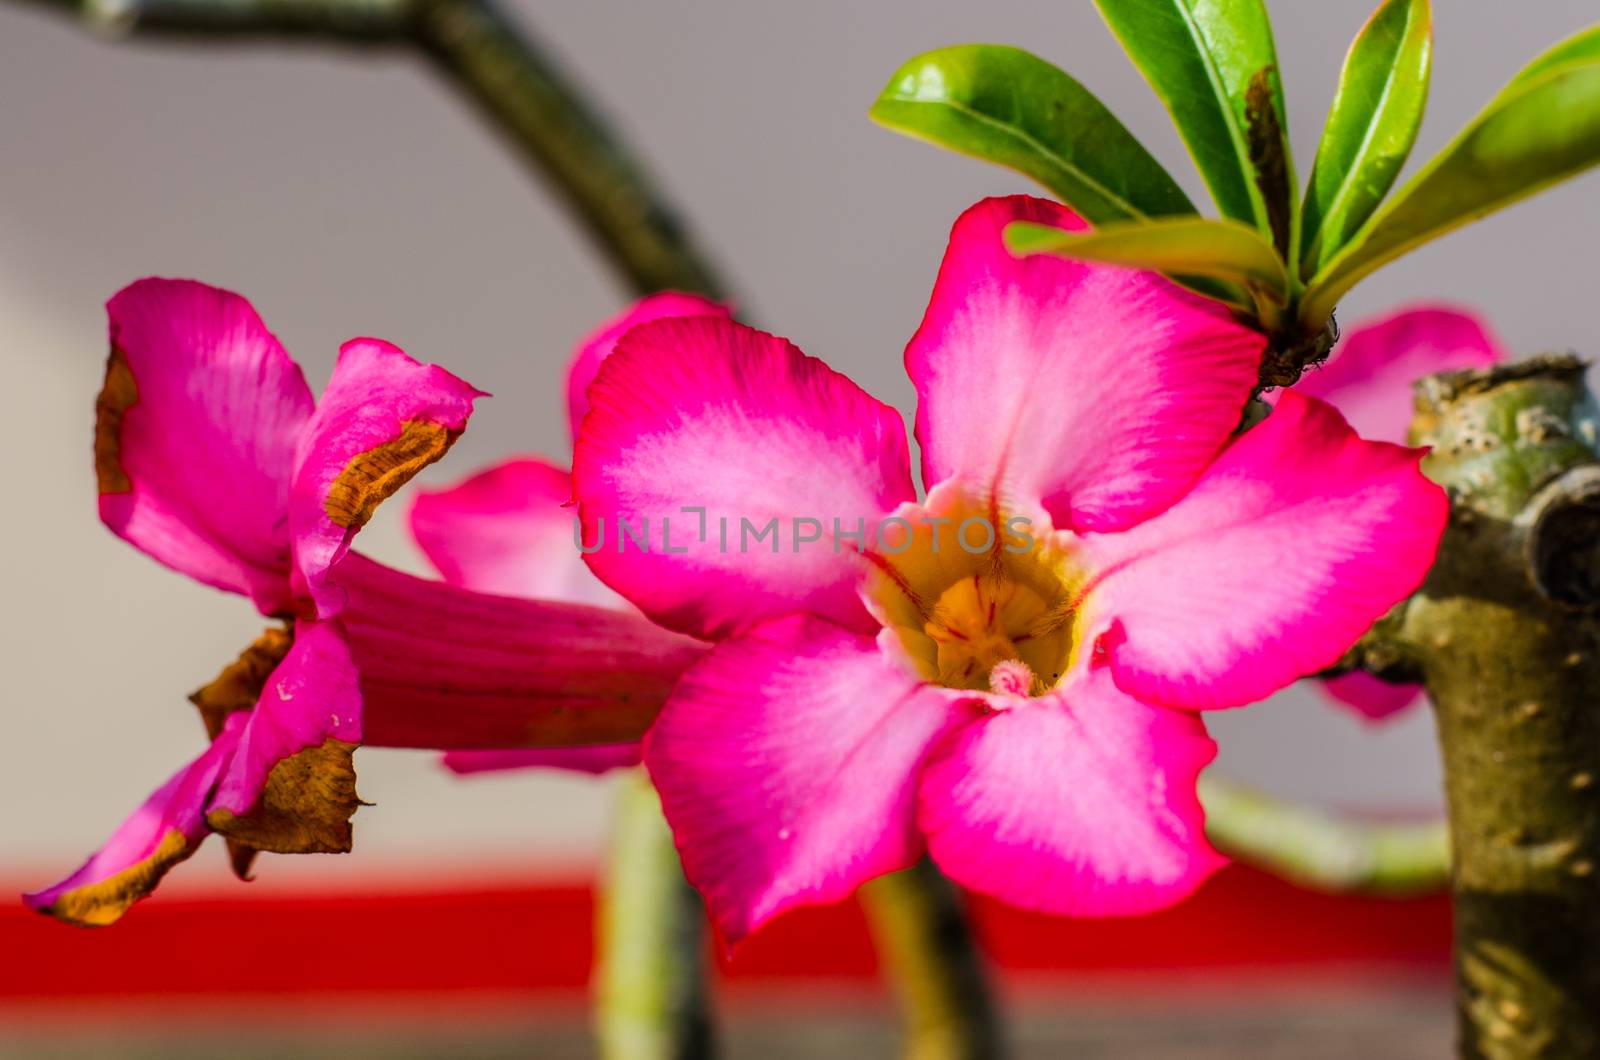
<box><xmin>2</xmin><ymin>864</ymin><xmax>1448</xmax><ymax>1004</ymax></box>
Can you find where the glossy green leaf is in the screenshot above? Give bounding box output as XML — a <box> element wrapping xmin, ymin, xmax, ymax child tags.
<box><xmin>1303</xmin><ymin>58</ymin><xmax>1600</xmax><ymax>329</ymax></box>
<box><xmin>1006</xmin><ymin>217</ymin><xmax>1288</xmax><ymax>306</ymax></box>
<box><xmin>1491</xmin><ymin>22</ymin><xmax>1600</xmax><ymax>104</ymax></box>
<box><xmin>1094</xmin><ymin>0</ymin><xmax>1296</xmax><ymax>252</ymax></box>
<box><xmin>1300</xmin><ymin>0</ymin><xmax>1432</xmax><ymax>275</ymax></box>
<box><xmin>869</xmin><ymin>45</ymin><xmax>1195</xmax><ymax>223</ymax></box>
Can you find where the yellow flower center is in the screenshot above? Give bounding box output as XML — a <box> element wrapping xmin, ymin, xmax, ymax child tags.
<box><xmin>866</xmin><ymin>494</ymin><xmax>1086</xmax><ymax>698</ymax></box>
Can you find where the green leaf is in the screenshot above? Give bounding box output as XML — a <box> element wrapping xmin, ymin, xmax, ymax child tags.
<box><xmin>1006</xmin><ymin>217</ymin><xmax>1289</xmax><ymax>307</ymax></box>
<box><xmin>1094</xmin><ymin>0</ymin><xmax>1296</xmax><ymax>253</ymax></box>
<box><xmin>868</xmin><ymin>44</ymin><xmax>1195</xmax><ymax>223</ymax></box>
<box><xmin>1301</xmin><ymin>0</ymin><xmax>1432</xmax><ymax>275</ymax></box>
<box><xmin>1303</xmin><ymin>58</ymin><xmax>1600</xmax><ymax>329</ymax></box>
<box><xmin>1490</xmin><ymin>22</ymin><xmax>1600</xmax><ymax>104</ymax></box>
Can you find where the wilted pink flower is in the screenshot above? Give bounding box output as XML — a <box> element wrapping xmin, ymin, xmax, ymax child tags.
<box><xmin>568</xmin><ymin>196</ymin><xmax>1448</xmax><ymax>941</ymax></box>
<box><xmin>409</xmin><ymin>293</ymin><xmax>729</xmax><ymax>775</ymax></box>
<box><xmin>29</xmin><ymin>279</ymin><xmax>700</xmax><ymax>926</ymax></box>
<box><xmin>1282</xmin><ymin>305</ymin><xmax>1507</xmax><ymax>721</ymax></box>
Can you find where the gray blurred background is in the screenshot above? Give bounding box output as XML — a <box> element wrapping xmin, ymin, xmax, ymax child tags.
<box><xmin>3</xmin><ymin>0</ymin><xmax>1596</xmax><ymax>888</ymax></box>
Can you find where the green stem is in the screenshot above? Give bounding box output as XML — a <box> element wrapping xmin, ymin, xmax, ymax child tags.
<box><xmin>860</xmin><ymin>860</ymin><xmax>1006</xmax><ymax>1060</ymax></box>
<box><xmin>595</xmin><ymin>771</ymin><xmax>715</xmax><ymax>1060</ymax></box>
<box><xmin>1199</xmin><ymin>774</ymin><xmax>1449</xmax><ymax>895</ymax></box>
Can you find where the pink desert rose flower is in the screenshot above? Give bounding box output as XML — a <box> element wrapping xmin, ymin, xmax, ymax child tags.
<box><xmin>1280</xmin><ymin>305</ymin><xmax>1507</xmax><ymax>721</ymax></box>
<box><xmin>409</xmin><ymin>292</ymin><xmax>730</xmax><ymax>776</ymax></box>
<box><xmin>566</xmin><ymin>196</ymin><xmax>1449</xmax><ymax>942</ymax></box>
<box><xmin>29</xmin><ymin>279</ymin><xmax>700</xmax><ymax>926</ymax></box>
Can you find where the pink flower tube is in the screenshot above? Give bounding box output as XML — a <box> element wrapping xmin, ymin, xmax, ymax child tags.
<box><xmin>408</xmin><ymin>293</ymin><xmax>729</xmax><ymax>776</ymax></box>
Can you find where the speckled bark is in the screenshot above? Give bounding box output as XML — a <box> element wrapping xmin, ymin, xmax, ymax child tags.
<box><xmin>1386</xmin><ymin>357</ymin><xmax>1600</xmax><ymax>1057</ymax></box>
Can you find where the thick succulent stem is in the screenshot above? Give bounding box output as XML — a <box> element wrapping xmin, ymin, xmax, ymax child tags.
<box><xmin>594</xmin><ymin>771</ymin><xmax>716</xmax><ymax>1060</ymax></box>
<box><xmin>861</xmin><ymin>860</ymin><xmax>1006</xmax><ymax>1060</ymax></box>
<box><xmin>1390</xmin><ymin>357</ymin><xmax>1600</xmax><ymax>1057</ymax></box>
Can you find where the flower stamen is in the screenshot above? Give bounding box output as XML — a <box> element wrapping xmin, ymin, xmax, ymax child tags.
<box><xmin>867</xmin><ymin>496</ymin><xmax>1085</xmax><ymax>697</ymax></box>
<box><xmin>988</xmin><ymin>659</ymin><xmax>1034</xmax><ymax>699</ymax></box>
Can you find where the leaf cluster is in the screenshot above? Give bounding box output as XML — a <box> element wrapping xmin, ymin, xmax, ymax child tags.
<box><xmin>872</xmin><ymin>3</ymin><xmax>1600</xmax><ymax>362</ymax></box>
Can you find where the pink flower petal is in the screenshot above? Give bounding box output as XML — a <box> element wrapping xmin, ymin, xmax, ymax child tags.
<box><xmin>1081</xmin><ymin>392</ymin><xmax>1448</xmax><ymax>711</ymax></box>
<box><xmin>442</xmin><ymin>745</ymin><xmax>641</xmax><ymax>775</ymax></box>
<box><xmin>1321</xmin><ymin>671</ymin><xmax>1424</xmax><ymax>722</ymax></box>
<box><xmin>566</xmin><ymin>292</ymin><xmax>730</xmax><ymax>444</ymax></box>
<box><xmin>573</xmin><ymin>317</ymin><xmax>916</xmax><ymax>640</ymax></box>
<box><xmin>919</xmin><ymin>668</ymin><xmax>1224</xmax><ymax>916</ymax></box>
<box><xmin>99</xmin><ymin>278</ymin><xmax>314</xmax><ymax>613</ymax></box>
<box><xmin>25</xmin><ymin>715</ymin><xmax>246</xmax><ymax>927</ymax></box>
<box><xmin>336</xmin><ymin>554</ymin><xmax>705</xmax><ymax>749</ymax></box>
<box><xmin>1289</xmin><ymin>305</ymin><xmax>1507</xmax><ymax>444</ymax></box>
<box><xmin>1286</xmin><ymin>307</ymin><xmax>1499</xmax><ymax>723</ymax></box>
<box><xmin>290</xmin><ymin>338</ymin><xmax>485</xmax><ymax>618</ymax></box>
<box><xmin>408</xmin><ymin>457</ymin><xmax>622</xmax><ymax>608</ymax></box>
<box><xmin>907</xmin><ymin>197</ymin><xmax>1264</xmax><ymax>532</ymax></box>
<box><xmin>205</xmin><ymin>619</ymin><xmax>364</xmax><ymax>854</ymax></box>
<box><xmin>644</xmin><ymin>616</ymin><xmax>977</xmax><ymax>942</ymax></box>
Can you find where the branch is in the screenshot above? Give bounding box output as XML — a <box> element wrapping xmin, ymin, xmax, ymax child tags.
<box><xmin>412</xmin><ymin>0</ymin><xmax>726</xmax><ymax>297</ymax></box>
<box><xmin>1200</xmin><ymin>775</ymin><xmax>1450</xmax><ymax>895</ymax></box>
<box><xmin>15</xmin><ymin>0</ymin><xmax>411</xmax><ymax>37</ymax></box>
<box><xmin>15</xmin><ymin>0</ymin><xmax>728</xmax><ymax>299</ymax></box>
